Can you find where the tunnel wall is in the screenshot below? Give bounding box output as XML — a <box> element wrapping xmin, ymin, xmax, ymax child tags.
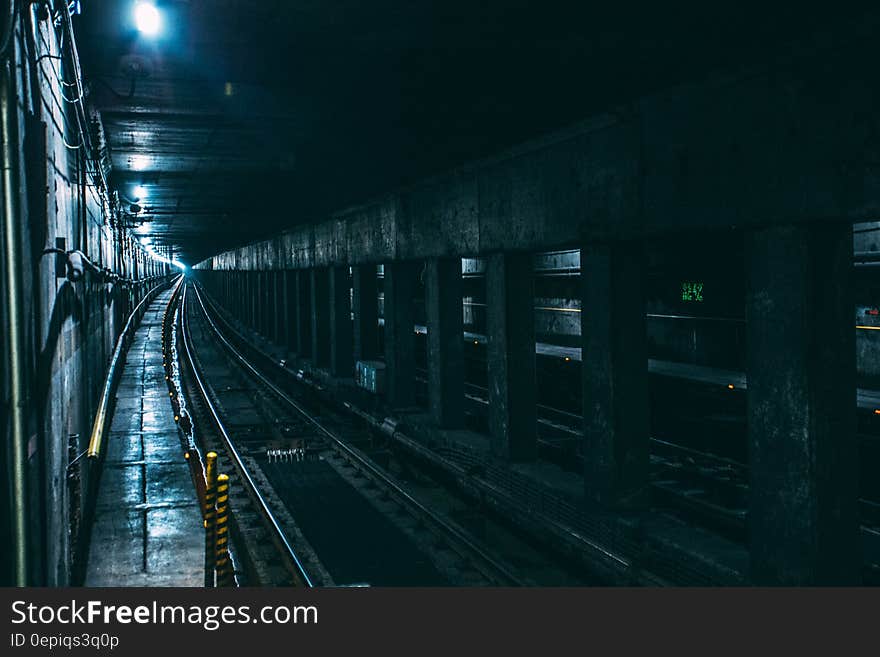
<box><xmin>0</xmin><ymin>18</ymin><xmax>167</xmax><ymax>586</ymax></box>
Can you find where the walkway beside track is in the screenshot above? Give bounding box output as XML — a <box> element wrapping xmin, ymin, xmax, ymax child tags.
<box><xmin>84</xmin><ymin>288</ymin><xmax>203</xmax><ymax>586</ymax></box>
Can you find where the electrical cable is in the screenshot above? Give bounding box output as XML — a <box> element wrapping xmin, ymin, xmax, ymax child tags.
<box><xmin>26</xmin><ymin>2</ymin><xmax>170</xmax><ymax>284</ymax></box>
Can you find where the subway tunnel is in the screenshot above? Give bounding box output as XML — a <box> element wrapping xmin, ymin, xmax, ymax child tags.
<box><xmin>1</xmin><ymin>0</ymin><xmax>880</xmax><ymax>589</ymax></box>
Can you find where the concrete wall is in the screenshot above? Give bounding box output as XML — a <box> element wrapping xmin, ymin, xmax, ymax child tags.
<box><xmin>0</xmin><ymin>16</ymin><xmax>166</xmax><ymax>586</ymax></box>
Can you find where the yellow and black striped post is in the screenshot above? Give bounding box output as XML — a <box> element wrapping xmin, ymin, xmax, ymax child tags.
<box><xmin>203</xmin><ymin>451</ymin><xmax>218</xmax><ymax>588</ymax></box>
<box><xmin>214</xmin><ymin>473</ymin><xmax>234</xmax><ymax>586</ymax></box>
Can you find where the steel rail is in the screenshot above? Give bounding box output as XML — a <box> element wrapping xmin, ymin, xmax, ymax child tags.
<box><xmin>177</xmin><ymin>282</ymin><xmax>313</xmax><ymax>587</ymax></box>
<box><xmin>190</xmin><ymin>282</ymin><xmax>524</xmax><ymax>586</ymax></box>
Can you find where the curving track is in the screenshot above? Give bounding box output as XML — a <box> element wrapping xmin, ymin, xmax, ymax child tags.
<box><xmin>165</xmin><ymin>280</ymin><xmax>565</xmax><ymax>586</ymax></box>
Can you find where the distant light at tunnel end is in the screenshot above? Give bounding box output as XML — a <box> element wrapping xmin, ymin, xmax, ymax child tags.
<box><xmin>134</xmin><ymin>2</ymin><xmax>162</xmax><ymax>36</ymax></box>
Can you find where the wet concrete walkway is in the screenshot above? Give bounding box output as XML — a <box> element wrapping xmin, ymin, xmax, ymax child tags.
<box><xmin>85</xmin><ymin>288</ymin><xmax>203</xmax><ymax>586</ymax></box>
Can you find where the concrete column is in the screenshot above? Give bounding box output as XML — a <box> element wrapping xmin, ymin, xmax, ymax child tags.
<box><xmin>282</xmin><ymin>271</ymin><xmax>297</xmax><ymax>351</ymax></box>
<box><xmin>295</xmin><ymin>270</ymin><xmax>311</xmax><ymax>357</ymax></box>
<box><xmin>384</xmin><ymin>261</ymin><xmax>418</xmax><ymax>407</ymax></box>
<box><xmin>244</xmin><ymin>272</ymin><xmax>252</xmax><ymax>326</ymax></box>
<box><xmin>248</xmin><ymin>272</ymin><xmax>258</xmax><ymax>328</ymax></box>
<box><xmin>253</xmin><ymin>272</ymin><xmax>261</xmax><ymax>329</ymax></box>
<box><xmin>581</xmin><ymin>242</ymin><xmax>649</xmax><ymax>509</ymax></box>
<box><xmin>262</xmin><ymin>272</ymin><xmax>271</xmax><ymax>336</ymax></box>
<box><xmin>269</xmin><ymin>271</ymin><xmax>282</xmax><ymax>342</ymax></box>
<box><xmin>486</xmin><ymin>252</ymin><xmax>535</xmax><ymax>461</ymax></box>
<box><xmin>352</xmin><ymin>264</ymin><xmax>379</xmax><ymax>362</ymax></box>
<box><xmin>256</xmin><ymin>271</ymin><xmax>264</xmax><ymax>332</ymax></box>
<box><xmin>231</xmin><ymin>273</ymin><xmax>238</xmax><ymax>319</ymax></box>
<box><xmin>328</xmin><ymin>266</ymin><xmax>354</xmax><ymax>377</ymax></box>
<box><xmin>237</xmin><ymin>272</ymin><xmax>245</xmax><ymax>322</ymax></box>
<box><xmin>310</xmin><ymin>268</ymin><xmax>330</xmax><ymax>367</ymax></box>
<box><xmin>261</xmin><ymin>271</ymin><xmax>273</xmax><ymax>336</ymax></box>
<box><xmin>278</xmin><ymin>270</ymin><xmax>294</xmax><ymax>351</ymax></box>
<box><xmin>255</xmin><ymin>272</ymin><xmax>265</xmax><ymax>332</ymax></box>
<box><xmin>273</xmin><ymin>271</ymin><xmax>285</xmax><ymax>343</ymax></box>
<box><xmin>746</xmin><ymin>222</ymin><xmax>857</xmax><ymax>585</ymax></box>
<box><xmin>234</xmin><ymin>272</ymin><xmax>242</xmax><ymax>321</ymax></box>
<box><xmin>425</xmin><ymin>257</ymin><xmax>465</xmax><ymax>428</ymax></box>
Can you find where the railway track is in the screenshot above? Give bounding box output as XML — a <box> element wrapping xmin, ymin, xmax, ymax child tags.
<box><xmin>168</xmin><ymin>282</ymin><xmax>315</xmax><ymax>586</ymax></box>
<box><xmin>189</xmin><ymin>280</ymin><xmax>880</xmax><ymax>584</ymax></box>
<box><xmin>167</xmin><ymin>280</ymin><xmax>557</xmax><ymax>586</ymax></box>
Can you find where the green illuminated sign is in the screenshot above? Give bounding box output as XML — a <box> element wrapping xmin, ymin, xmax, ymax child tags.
<box><xmin>681</xmin><ymin>281</ymin><xmax>704</xmax><ymax>302</ymax></box>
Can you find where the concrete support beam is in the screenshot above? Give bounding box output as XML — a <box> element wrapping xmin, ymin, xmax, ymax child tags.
<box><xmin>352</xmin><ymin>264</ymin><xmax>379</xmax><ymax>362</ymax></box>
<box><xmin>273</xmin><ymin>271</ymin><xmax>285</xmax><ymax>343</ymax></box>
<box><xmin>237</xmin><ymin>272</ymin><xmax>245</xmax><ymax>322</ymax></box>
<box><xmin>425</xmin><ymin>257</ymin><xmax>465</xmax><ymax>428</ymax></box>
<box><xmin>236</xmin><ymin>272</ymin><xmax>244</xmax><ymax>322</ymax></box>
<box><xmin>310</xmin><ymin>268</ymin><xmax>330</xmax><ymax>367</ymax></box>
<box><xmin>248</xmin><ymin>272</ymin><xmax>258</xmax><ymax>328</ymax></box>
<box><xmin>255</xmin><ymin>272</ymin><xmax>264</xmax><ymax>332</ymax></box>
<box><xmin>329</xmin><ymin>266</ymin><xmax>353</xmax><ymax>377</ymax></box>
<box><xmin>283</xmin><ymin>271</ymin><xmax>298</xmax><ymax>353</ymax></box>
<box><xmin>384</xmin><ymin>261</ymin><xmax>418</xmax><ymax>407</ymax></box>
<box><xmin>260</xmin><ymin>271</ymin><xmax>271</xmax><ymax>336</ymax></box>
<box><xmin>295</xmin><ymin>270</ymin><xmax>311</xmax><ymax>357</ymax></box>
<box><xmin>581</xmin><ymin>242</ymin><xmax>649</xmax><ymax>508</ymax></box>
<box><xmin>486</xmin><ymin>252</ymin><xmax>535</xmax><ymax>461</ymax></box>
<box><xmin>745</xmin><ymin>222</ymin><xmax>857</xmax><ymax>585</ymax></box>
<box><xmin>245</xmin><ymin>272</ymin><xmax>254</xmax><ymax>327</ymax></box>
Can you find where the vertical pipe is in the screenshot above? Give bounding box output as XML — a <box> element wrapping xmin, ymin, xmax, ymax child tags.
<box><xmin>1</xmin><ymin>57</ymin><xmax>29</xmax><ymax>586</ymax></box>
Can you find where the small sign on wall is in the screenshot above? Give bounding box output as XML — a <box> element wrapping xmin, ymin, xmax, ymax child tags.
<box><xmin>681</xmin><ymin>281</ymin><xmax>704</xmax><ymax>302</ymax></box>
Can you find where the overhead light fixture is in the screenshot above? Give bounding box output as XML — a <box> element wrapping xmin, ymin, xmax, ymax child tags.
<box><xmin>134</xmin><ymin>2</ymin><xmax>161</xmax><ymax>36</ymax></box>
<box><xmin>133</xmin><ymin>185</ymin><xmax>148</xmax><ymax>201</ymax></box>
<box><xmin>131</xmin><ymin>154</ymin><xmax>151</xmax><ymax>171</ymax></box>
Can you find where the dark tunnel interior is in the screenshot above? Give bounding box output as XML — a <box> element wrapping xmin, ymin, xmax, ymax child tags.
<box><xmin>1</xmin><ymin>1</ymin><xmax>880</xmax><ymax>597</ymax></box>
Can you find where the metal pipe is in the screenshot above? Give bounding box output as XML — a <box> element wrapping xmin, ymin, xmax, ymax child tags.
<box><xmin>1</xmin><ymin>56</ymin><xmax>29</xmax><ymax>585</ymax></box>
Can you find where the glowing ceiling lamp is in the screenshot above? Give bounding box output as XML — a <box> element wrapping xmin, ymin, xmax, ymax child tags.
<box><xmin>131</xmin><ymin>154</ymin><xmax>151</xmax><ymax>171</ymax></box>
<box><xmin>134</xmin><ymin>2</ymin><xmax>161</xmax><ymax>36</ymax></box>
<box><xmin>133</xmin><ymin>185</ymin><xmax>148</xmax><ymax>201</ymax></box>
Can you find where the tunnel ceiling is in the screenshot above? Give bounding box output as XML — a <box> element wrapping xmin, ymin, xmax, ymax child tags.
<box><xmin>77</xmin><ymin>1</ymin><xmax>870</xmax><ymax>264</ymax></box>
